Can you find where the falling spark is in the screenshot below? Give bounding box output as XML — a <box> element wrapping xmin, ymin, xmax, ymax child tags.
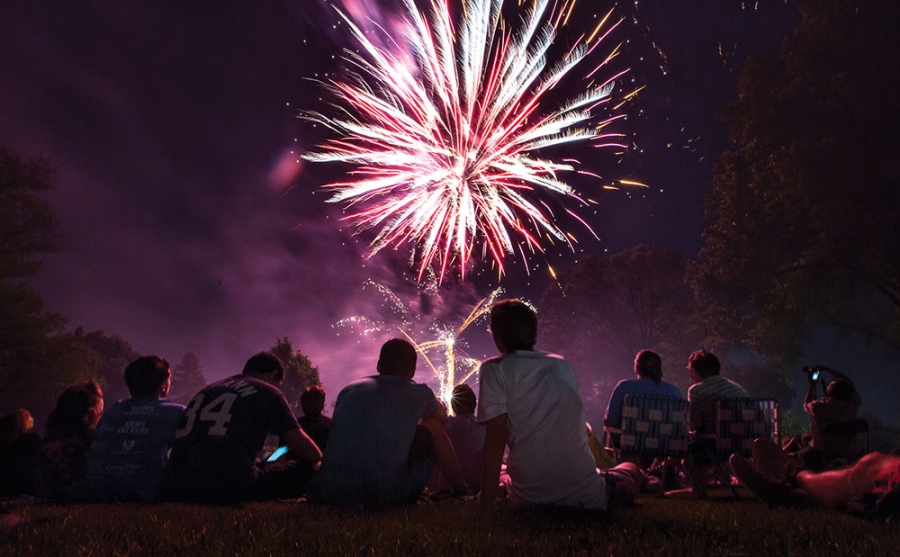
<box><xmin>618</xmin><ymin>179</ymin><xmax>649</xmax><ymax>187</ymax></box>
<box><xmin>303</xmin><ymin>0</ymin><xmax>631</xmax><ymax>282</ymax></box>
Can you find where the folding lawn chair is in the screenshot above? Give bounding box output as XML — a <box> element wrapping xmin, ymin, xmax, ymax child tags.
<box><xmin>603</xmin><ymin>395</ymin><xmax>688</xmax><ymax>489</ymax></box>
<box><xmin>694</xmin><ymin>398</ymin><xmax>779</xmax><ymax>498</ymax></box>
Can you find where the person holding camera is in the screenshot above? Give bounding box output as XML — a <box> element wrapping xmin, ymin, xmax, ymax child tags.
<box><xmin>800</xmin><ymin>365</ymin><xmax>862</xmax><ymax>470</ymax></box>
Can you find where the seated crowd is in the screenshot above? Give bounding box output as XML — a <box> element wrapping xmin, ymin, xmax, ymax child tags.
<box><xmin>0</xmin><ymin>298</ymin><xmax>895</xmax><ymax>517</ymax></box>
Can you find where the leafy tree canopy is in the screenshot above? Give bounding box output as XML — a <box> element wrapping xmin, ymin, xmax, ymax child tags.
<box><xmin>0</xmin><ymin>148</ymin><xmax>59</xmax><ymax>281</ymax></box>
<box><xmin>171</xmin><ymin>352</ymin><xmax>207</xmax><ymax>404</ymax></box>
<box><xmin>270</xmin><ymin>337</ymin><xmax>321</xmax><ymax>415</ymax></box>
<box><xmin>66</xmin><ymin>327</ymin><xmax>140</xmax><ymax>403</ymax></box>
<box><xmin>539</xmin><ymin>244</ymin><xmax>701</xmax><ymax>419</ymax></box>
<box><xmin>0</xmin><ymin>148</ymin><xmax>68</xmax><ymax>422</ymax></box>
<box><xmin>693</xmin><ymin>0</ymin><xmax>900</xmax><ymax>362</ymax></box>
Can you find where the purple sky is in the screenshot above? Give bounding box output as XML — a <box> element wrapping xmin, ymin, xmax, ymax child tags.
<box><xmin>0</xmin><ymin>1</ymin><xmax>805</xmax><ymax>400</ymax></box>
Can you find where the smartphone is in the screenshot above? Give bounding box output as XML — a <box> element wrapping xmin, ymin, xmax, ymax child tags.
<box><xmin>811</xmin><ymin>370</ymin><xmax>820</xmax><ymax>381</ymax></box>
<box><xmin>267</xmin><ymin>446</ymin><xmax>289</xmax><ymax>462</ymax></box>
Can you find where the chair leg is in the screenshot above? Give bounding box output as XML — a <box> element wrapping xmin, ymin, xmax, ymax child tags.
<box><xmin>689</xmin><ymin>462</ymin><xmax>709</xmax><ymax>499</ymax></box>
<box><xmin>716</xmin><ymin>460</ymin><xmax>740</xmax><ymax>499</ymax></box>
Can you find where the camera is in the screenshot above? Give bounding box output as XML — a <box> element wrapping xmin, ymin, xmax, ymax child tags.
<box><xmin>802</xmin><ymin>366</ymin><xmax>820</xmax><ymax>381</ymax></box>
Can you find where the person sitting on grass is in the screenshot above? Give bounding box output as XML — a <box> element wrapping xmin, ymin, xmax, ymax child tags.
<box><xmin>799</xmin><ymin>365</ymin><xmax>863</xmax><ymax>470</ymax></box>
<box><xmin>434</xmin><ymin>383</ymin><xmax>486</xmax><ymax>492</ymax></box>
<box><xmin>603</xmin><ymin>349</ymin><xmax>683</xmax><ymax>473</ymax></box>
<box><xmin>0</xmin><ymin>408</ymin><xmax>41</xmax><ymax>497</ymax></box>
<box><xmin>604</xmin><ymin>349</ymin><xmax>683</xmax><ymax>432</ymax></box>
<box><xmin>685</xmin><ymin>349</ymin><xmax>748</xmax><ymax>496</ymax></box>
<box><xmin>36</xmin><ymin>381</ymin><xmax>105</xmax><ymax>499</ymax></box>
<box><xmin>307</xmin><ymin>338</ymin><xmax>467</xmax><ymax>507</ymax></box>
<box><xmin>82</xmin><ymin>356</ymin><xmax>186</xmax><ymax>502</ymax></box>
<box><xmin>478</xmin><ymin>299</ymin><xmax>647</xmax><ymax>511</ymax></box>
<box><xmin>298</xmin><ymin>385</ymin><xmax>332</xmax><ymax>452</ymax></box>
<box><xmin>730</xmin><ymin>440</ymin><xmax>900</xmax><ymax>519</ymax></box>
<box><xmin>164</xmin><ymin>352</ymin><xmax>322</xmax><ymax>503</ymax></box>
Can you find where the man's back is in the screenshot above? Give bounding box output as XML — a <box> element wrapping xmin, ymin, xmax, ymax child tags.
<box><xmin>605</xmin><ymin>377</ymin><xmax>683</xmax><ymax>428</ymax></box>
<box><xmin>477</xmin><ymin>350</ymin><xmax>605</xmax><ymax>508</ymax></box>
<box><xmin>307</xmin><ymin>374</ymin><xmax>441</xmax><ymax>506</ymax></box>
<box><xmin>687</xmin><ymin>375</ymin><xmax>749</xmax><ymax>434</ymax></box>
<box><xmin>84</xmin><ymin>397</ymin><xmax>184</xmax><ymax>502</ymax></box>
<box><xmin>166</xmin><ymin>375</ymin><xmax>299</xmax><ymax>501</ymax></box>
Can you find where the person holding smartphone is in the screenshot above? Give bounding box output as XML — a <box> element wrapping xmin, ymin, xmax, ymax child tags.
<box><xmin>800</xmin><ymin>365</ymin><xmax>863</xmax><ymax>470</ymax></box>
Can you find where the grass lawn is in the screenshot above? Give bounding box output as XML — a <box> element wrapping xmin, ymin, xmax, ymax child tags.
<box><xmin>2</xmin><ymin>489</ymin><xmax>897</xmax><ymax>556</ymax></box>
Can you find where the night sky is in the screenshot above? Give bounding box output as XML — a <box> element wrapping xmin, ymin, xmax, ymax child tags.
<box><xmin>1</xmin><ymin>1</ymin><xmax>805</xmax><ymax>402</ymax></box>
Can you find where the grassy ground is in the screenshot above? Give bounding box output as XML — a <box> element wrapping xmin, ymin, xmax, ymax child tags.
<box><xmin>1</xmin><ymin>489</ymin><xmax>897</xmax><ymax>556</ymax></box>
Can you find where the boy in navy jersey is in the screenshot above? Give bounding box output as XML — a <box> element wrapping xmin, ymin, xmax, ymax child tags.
<box><xmin>165</xmin><ymin>352</ymin><xmax>321</xmax><ymax>502</ymax></box>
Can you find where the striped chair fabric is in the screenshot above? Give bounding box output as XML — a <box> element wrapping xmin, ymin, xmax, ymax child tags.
<box><xmin>713</xmin><ymin>398</ymin><xmax>779</xmax><ymax>458</ymax></box>
<box><xmin>619</xmin><ymin>395</ymin><xmax>689</xmax><ymax>456</ymax></box>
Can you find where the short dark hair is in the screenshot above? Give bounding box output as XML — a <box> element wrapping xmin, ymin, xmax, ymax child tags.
<box><xmin>124</xmin><ymin>356</ymin><xmax>171</xmax><ymax>397</ymax></box>
<box><xmin>450</xmin><ymin>384</ymin><xmax>477</xmax><ymax>415</ymax></box>
<box><xmin>635</xmin><ymin>350</ymin><xmax>663</xmax><ymax>383</ymax></box>
<box><xmin>242</xmin><ymin>352</ymin><xmax>285</xmax><ymax>383</ymax></box>
<box><xmin>827</xmin><ymin>380</ymin><xmax>855</xmax><ymax>401</ymax></box>
<box><xmin>377</xmin><ymin>339</ymin><xmax>417</xmax><ymax>377</ymax></box>
<box><xmin>300</xmin><ymin>385</ymin><xmax>326</xmax><ymax>416</ymax></box>
<box><xmin>490</xmin><ymin>299</ymin><xmax>537</xmax><ymax>352</ymax></box>
<box><xmin>45</xmin><ymin>381</ymin><xmax>104</xmax><ymax>441</ymax></box>
<box><xmin>688</xmin><ymin>350</ymin><xmax>720</xmax><ymax>378</ymax></box>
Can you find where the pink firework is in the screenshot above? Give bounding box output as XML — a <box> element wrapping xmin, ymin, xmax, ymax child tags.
<box><xmin>303</xmin><ymin>0</ymin><xmax>628</xmax><ymax>281</ymax></box>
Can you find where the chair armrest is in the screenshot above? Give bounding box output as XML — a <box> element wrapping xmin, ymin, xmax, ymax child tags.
<box><xmin>601</xmin><ymin>425</ymin><xmax>622</xmax><ymax>449</ymax></box>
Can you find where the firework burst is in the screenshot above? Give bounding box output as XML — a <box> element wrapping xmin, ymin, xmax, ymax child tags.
<box><xmin>304</xmin><ymin>0</ymin><xmax>628</xmax><ymax>281</ymax></box>
<box><xmin>334</xmin><ymin>280</ymin><xmax>504</xmax><ymax>406</ymax></box>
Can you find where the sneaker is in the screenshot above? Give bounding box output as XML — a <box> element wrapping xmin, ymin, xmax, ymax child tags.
<box><xmin>729</xmin><ymin>454</ymin><xmax>793</xmax><ymax>508</ymax></box>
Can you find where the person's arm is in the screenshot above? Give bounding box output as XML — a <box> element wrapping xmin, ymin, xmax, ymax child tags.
<box><xmin>282</xmin><ymin>427</ymin><xmax>322</xmax><ymax>463</ymax></box>
<box><xmin>804</xmin><ymin>372</ymin><xmax>819</xmax><ymax>406</ymax></box>
<box><xmin>480</xmin><ymin>413</ymin><xmax>509</xmax><ymax>511</ymax></box>
<box><xmin>421</xmin><ymin>405</ymin><xmax>466</xmax><ymax>490</ymax></box>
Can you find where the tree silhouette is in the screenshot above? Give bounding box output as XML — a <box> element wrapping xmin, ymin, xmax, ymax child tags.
<box><xmin>270</xmin><ymin>337</ymin><xmax>321</xmax><ymax>415</ymax></box>
<box><xmin>0</xmin><ymin>148</ymin><xmax>59</xmax><ymax>281</ymax></box>
<box><xmin>0</xmin><ymin>149</ymin><xmax>68</xmax><ymax>421</ymax></box>
<box><xmin>539</xmin><ymin>244</ymin><xmax>700</xmax><ymax>420</ymax></box>
<box><xmin>171</xmin><ymin>352</ymin><xmax>207</xmax><ymax>404</ymax></box>
<box><xmin>693</xmin><ymin>0</ymin><xmax>900</xmax><ymax>363</ymax></box>
<box><xmin>66</xmin><ymin>327</ymin><xmax>140</xmax><ymax>403</ymax></box>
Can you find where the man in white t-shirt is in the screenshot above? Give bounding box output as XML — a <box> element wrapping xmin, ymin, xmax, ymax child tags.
<box><xmin>478</xmin><ymin>299</ymin><xmax>643</xmax><ymax>510</ymax></box>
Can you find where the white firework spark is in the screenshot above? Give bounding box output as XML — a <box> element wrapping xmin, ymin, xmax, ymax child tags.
<box><xmin>304</xmin><ymin>0</ymin><xmax>628</xmax><ymax>281</ymax></box>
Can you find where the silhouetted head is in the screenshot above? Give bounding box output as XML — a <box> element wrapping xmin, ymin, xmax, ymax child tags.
<box><xmin>45</xmin><ymin>381</ymin><xmax>104</xmax><ymax>441</ymax></box>
<box><xmin>377</xmin><ymin>338</ymin><xmax>417</xmax><ymax>378</ymax></box>
<box><xmin>242</xmin><ymin>352</ymin><xmax>285</xmax><ymax>386</ymax></box>
<box><xmin>301</xmin><ymin>385</ymin><xmax>327</xmax><ymax>417</ymax></box>
<box><xmin>124</xmin><ymin>355</ymin><xmax>171</xmax><ymax>397</ymax></box>
<box><xmin>450</xmin><ymin>383</ymin><xmax>477</xmax><ymax>416</ymax></box>
<box><xmin>635</xmin><ymin>349</ymin><xmax>663</xmax><ymax>383</ymax></box>
<box><xmin>826</xmin><ymin>380</ymin><xmax>855</xmax><ymax>401</ymax></box>
<box><xmin>0</xmin><ymin>408</ymin><xmax>34</xmax><ymax>445</ymax></box>
<box><xmin>490</xmin><ymin>299</ymin><xmax>537</xmax><ymax>353</ymax></box>
<box><xmin>687</xmin><ymin>350</ymin><xmax>720</xmax><ymax>380</ymax></box>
